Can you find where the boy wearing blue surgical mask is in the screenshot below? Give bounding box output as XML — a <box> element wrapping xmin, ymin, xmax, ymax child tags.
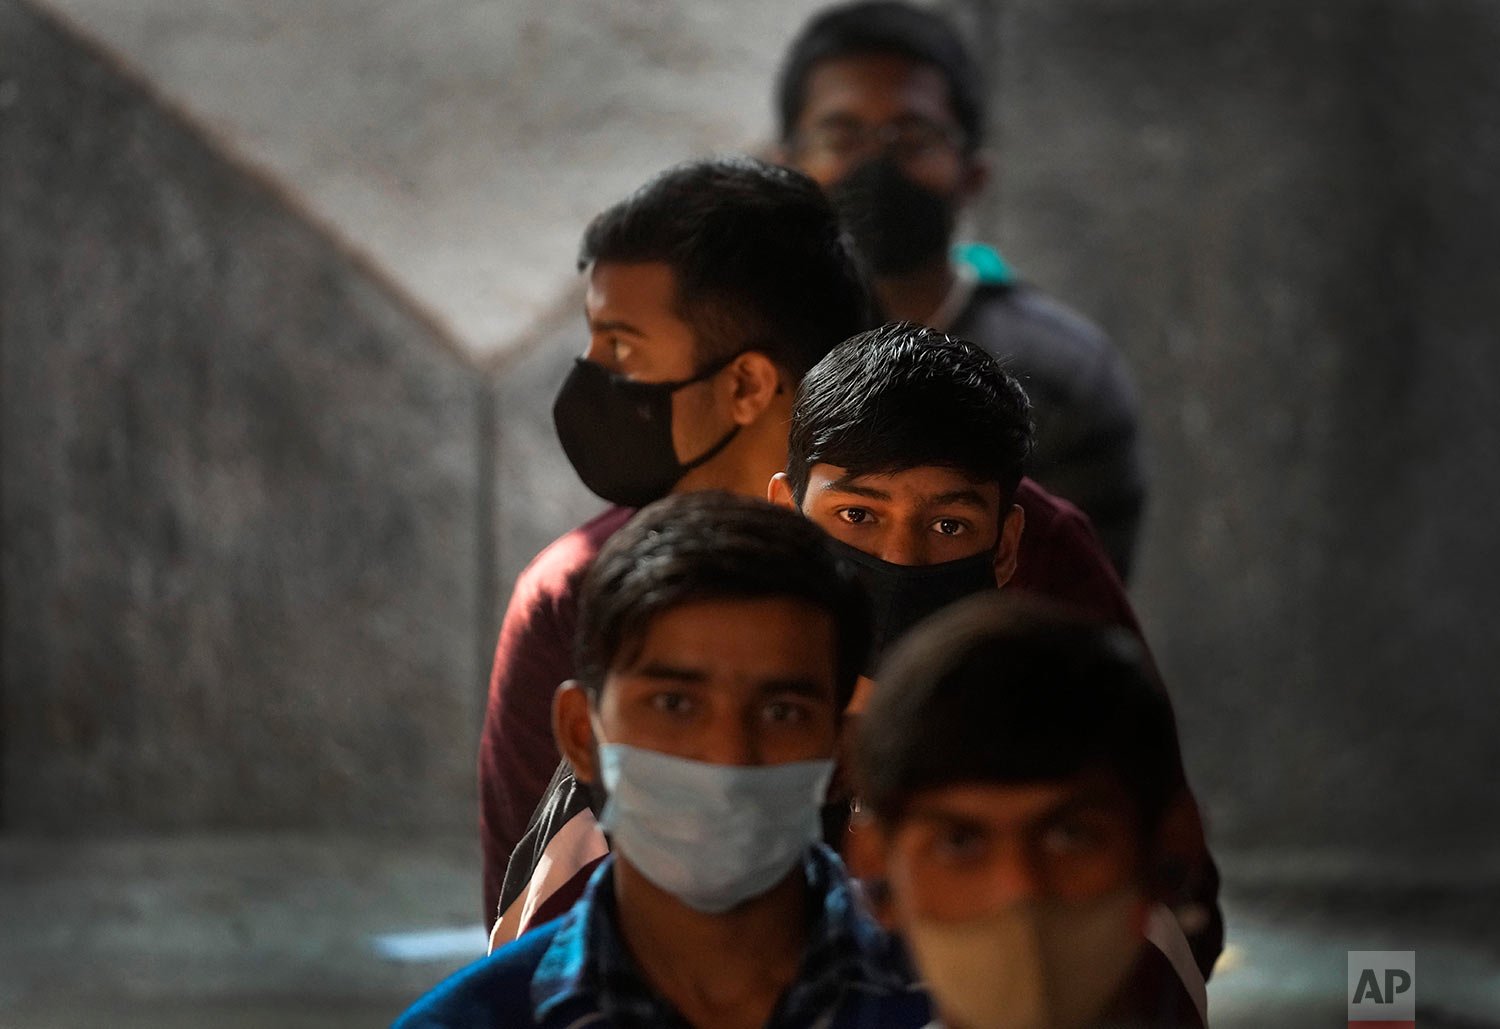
<box><xmin>854</xmin><ymin>596</ymin><xmax>1210</xmax><ymax>1029</ymax></box>
<box><xmin>398</xmin><ymin>493</ymin><xmax>930</xmax><ymax>1029</ymax></box>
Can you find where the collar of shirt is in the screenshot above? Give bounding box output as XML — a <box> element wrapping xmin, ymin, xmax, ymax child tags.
<box><xmin>529</xmin><ymin>844</ymin><xmax>917</xmax><ymax>1028</ymax></box>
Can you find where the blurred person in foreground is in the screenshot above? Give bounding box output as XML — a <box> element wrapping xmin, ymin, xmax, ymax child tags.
<box><xmin>497</xmin><ymin>325</ymin><xmax>1218</xmax><ymax>984</ymax></box>
<box><xmin>854</xmin><ymin>594</ymin><xmax>1210</xmax><ymax>1028</ymax></box>
<box><xmin>775</xmin><ymin>1</ymin><xmax>1146</xmax><ymax>578</ymax></box>
<box><xmin>398</xmin><ymin>493</ymin><xmax>929</xmax><ymax>1028</ymax></box>
<box><xmin>478</xmin><ymin>158</ymin><xmax>1141</xmax><ymax>928</ymax></box>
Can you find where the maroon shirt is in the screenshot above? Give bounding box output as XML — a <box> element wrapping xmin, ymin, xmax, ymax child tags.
<box><xmin>476</xmin><ymin>480</ymin><xmax>1142</xmax><ymax>919</ymax></box>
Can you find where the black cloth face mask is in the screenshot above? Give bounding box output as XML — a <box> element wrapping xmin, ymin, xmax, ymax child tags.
<box><xmin>826</xmin><ymin>536</ymin><xmax>997</xmax><ymax>671</ymax></box>
<box><xmin>829</xmin><ymin>156</ymin><xmax>955</xmax><ymax>276</ymax></box>
<box><xmin>552</xmin><ymin>355</ymin><xmax>741</xmax><ymax>509</ymax></box>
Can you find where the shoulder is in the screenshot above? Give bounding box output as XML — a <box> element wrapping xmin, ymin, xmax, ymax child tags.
<box><xmin>1009</xmin><ymin>478</ymin><xmax>1141</xmax><ymax>634</ymax></box>
<box><xmin>955</xmin><ymin>283</ymin><xmax>1119</xmax><ymax>404</ymax></box>
<box><xmin>960</xmin><ymin>281</ymin><xmax>1111</xmax><ymax>353</ymax></box>
<box><xmin>1013</xmin><ymin>477</ymin><xmax>1091</xmax><ymax>537</ymax></box>
<box><xmin>392</xmin><ymin>921</ymin><xmax>562</xmax><ymax>1028</ymax></box>
<box><xmin>507</xmin><ymin>506</ymin><xmax>635</xmax><ymax>614</ymax></box>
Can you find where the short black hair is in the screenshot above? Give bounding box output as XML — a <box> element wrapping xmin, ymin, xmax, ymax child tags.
<box><xmin>857</xmin><ymin>595</ymin><xmax>1186</xmax><ymax>836</ymax></box>
<box><xmin>776</xmin><ymin>1</ymin><xmax>985</xmax><ymax>152</ymax></box>
<box><xmin>574</xmin><ymin>491</ymin><xmax>871</xmax><ymax>710</ymax></box>
<box><xmin>785</xmin><ymin>322</ymin><xmax>1032</xmax><ymax>505</ymax></box>
<box><xmin>578</xmin><ymin>157</ymin><xmax>871</xmax><ymax>384</ymax></box>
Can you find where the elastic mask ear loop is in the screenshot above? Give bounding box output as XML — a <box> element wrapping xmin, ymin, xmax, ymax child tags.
<box><xmin>658</xmin><ymin>347</ymin><xmax>748</xmax><ymax>392</ymax></box>
<box><xmin>669</xmin><ymin>348</ymin><xmax>750</xmax><ymax>472</ymax></box>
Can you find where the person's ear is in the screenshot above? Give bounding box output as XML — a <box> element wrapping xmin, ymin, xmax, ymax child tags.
<box><xmin>725</xmin><ymin>351</ymin><xmax>784</xmax><ymax>426</ymax></box>
<box><xmin>768</xmin><ymin>472</ymin><xmax>800</xmax><ymax>510</ymax></box>
<box><xmin>846</xmin><ymin>814</ymin><xmax>899</xmax><ymax>928</ymax></box>
<box><xmin>959</xmin><ymin>149</ymin><xmax>991</xmax><ymax>206</ymax></box>
<box><xmin>1147</xmin><ymin>788</ymin><xmax>1207</xmax><ymax>904</ymax></box>
<box><xmin>993</xmin><ymin>503</ymin><xmax>1025</xmax><ymax>588</ymax></box>
<box><xmin>553</xmin><ymin>680</ymin><xmax>600</xmax><ymax>785</ymax></box>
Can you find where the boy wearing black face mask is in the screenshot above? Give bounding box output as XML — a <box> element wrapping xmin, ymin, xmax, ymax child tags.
<box><xmin>771</xmin><ymin>323</ymin><xmax>1135</xmax><ymax>682</ymax></box>
<box><xmin>774</xmin><ymin>1</ymin><xmax>1148</xmax><ymax>582</ymax></box>
<box><xmin>855</xmin><ymin>596</ymin><xmax>1210</xmax><ymax>1028</ymax></box>
<box><xmin>397</xmin><ymin>493</ymin><xmax>930</xmax><ymax>1029</ymax></box>
<box><xmin>771</xmin><ymin>324</ymin><xmax>1222</xmax><ymax>980</ymax></box>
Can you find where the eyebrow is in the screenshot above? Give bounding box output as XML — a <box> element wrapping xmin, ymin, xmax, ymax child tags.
<box><xmin>631</xmin><ymin>661</ymin><xmax>709</xmax><ymax>683</ymax></box>
<box><xmin>587</xmin><ymin>316</ymin><xmax>647</xmax><ymax>337</ymax></box>
<box><xmin>757</xmin><ymin>677</ymin><xmax>832</xmax><ymax>701</ymax></box>
<box><xmin>629</xmin><ymin>663</ymin><xmax>832</xmax><ymax>700</ymax></box>
<box><xmin>908</xmin><ymin>789</ymin><xmax>1123</xmax><ymax>828</ymax></box>
<box><xmin>820</xmin><ymin>474</ymin><xmax>890</xmax><ymax>500</ymax></box>
<box><xmin>819</xmin><ymin>475</ymin><xmax>991</xmax><ymax>510</ymax></box>
<box><xmin>926</xmin><ymin>488</ymin><xmax>990</xmax><ymax>509</ymax></box>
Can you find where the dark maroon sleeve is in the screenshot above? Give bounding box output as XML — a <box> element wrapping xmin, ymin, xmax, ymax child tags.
<box><xmin>1008</xmin><ymin>482</ymin><xmax>1223</xmax><ymax>976</ymax></box>
<box><xmin>1009</xmin><ymin>480</ymin><xmax>1143</xmax><ymax>638</ymax></box>
<box><xmin>477</xmin><ymin>507</ymin><xmax>632</xmax><ymax>923</ymax></box>
<box><xmin>477</xmin><ymin>571</ymin><xmax>580</xmax><ymax>923</ymax></box>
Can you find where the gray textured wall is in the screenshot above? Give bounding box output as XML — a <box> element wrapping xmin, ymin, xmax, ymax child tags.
<box><xmin>960</xmin><ymin>0</ymin><xmax>1500</xmax><ymax>867</ymax></box>
<box><xmin>1</xmin><ymin>2</ymin><xmax>486</xmax><ymax>832</ymax></box>
<box><xmin>3</xmin><ymin>0</ymin><xmax>1497</xmax><ymax>880</ymax></box>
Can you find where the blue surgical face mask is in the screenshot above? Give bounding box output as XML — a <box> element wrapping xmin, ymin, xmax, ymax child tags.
<box><xmin>595</xmin><ymin>741</ymin><xmax>835</xmax><ymax>914</ymax></box>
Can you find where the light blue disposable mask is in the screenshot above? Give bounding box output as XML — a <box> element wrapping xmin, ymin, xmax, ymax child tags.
<box><xmin>596</xmin><ymin>742</ymin><xmax>835</xmax><ymax>914</ymax></box>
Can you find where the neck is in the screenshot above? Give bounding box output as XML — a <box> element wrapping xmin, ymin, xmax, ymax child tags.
<box><xmin>612</xmin><ymin>858</ymin><xmax>809</xmax><ymax>1026</ymax></box>
<box><xmin>673</xmin><ymin>404</ymin><xmax>791</xmax><ymax>500</ymax></box>
<box><xmin>872</xmin><ymin>257</ymin><xmax>956</xmax><ymax>325</ymax></box>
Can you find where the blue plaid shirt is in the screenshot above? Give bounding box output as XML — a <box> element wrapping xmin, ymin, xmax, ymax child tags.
<box><xmin>529</xmin><ymin>845</ymin><xmax>927</xmax><ymax>1029</ymax></box>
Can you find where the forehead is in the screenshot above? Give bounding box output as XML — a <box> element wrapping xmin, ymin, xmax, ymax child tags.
<box><xmin>796</xmin><ymin>52</ymin><xmax>958</xmax><ymax>128</ymax></box>
<box><xmin>585</xmin><ymin>261</ymin><xmax>690</xmax><ymax>332</ymax></box>
<box><xmin>807</xmin><ymin>463</ymin><xmax>1000</xmax><ymax>505</ymax></box>
<box><xmin>611</xmin><ymin>596</ymin><xmax>840</xmax><ymax>691</ymax></box>
<box><xmin>900</xmin><ymin>773</ymin><xmax>1137</xmax><ymax>831</ymax></box>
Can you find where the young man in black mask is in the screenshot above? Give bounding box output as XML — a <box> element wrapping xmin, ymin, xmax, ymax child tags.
<box><xmin>478</xmin><ymin>157</ymin><xmax>869</xmax><ymax>925</ymax></box>
<box><xmin>774</xmin><ymin>1</ymin><xmax>1148</xmax><ymax>580</ymax></box>
<box><xmin>772</xmin><ymin>325</ymin><xmax>1221</xmax><ymax>979</ymax></box>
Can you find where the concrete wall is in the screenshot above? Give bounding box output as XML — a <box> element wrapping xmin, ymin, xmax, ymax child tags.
<box><xmin>1</xmin><ymin>2</ymin><xmax>486</xmax><ymax>832</ymax></box>
<box><xmin>961</xmin><ymin>0</ymin><xmax>1500</xmax><ymax>868</ymax></box>
<box><xmin>4</xmin><ymin>0</ymin><xmax>1497</xmax><ymax>880</ymax></box>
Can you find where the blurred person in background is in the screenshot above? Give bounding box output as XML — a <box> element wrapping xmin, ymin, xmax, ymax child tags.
<box><xmin>855</xmin><ymin>594</ymin><xmax>1210</xmax><ymax>1028</ymax></box>
<box><xmin>400</xmin><ymin>493</ymin><xmax>930</xmax><ymax>1028</ymax></box>
<box><xmin>774</xmin><ymin>1</ymin><xmax>1147</xmax><ymax>579</ymax></box>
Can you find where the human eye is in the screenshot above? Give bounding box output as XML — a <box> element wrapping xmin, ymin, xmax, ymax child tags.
<box><xmin>892</xmin><ymin>118</ymin><xmax>954</xmax><ymax>158</ymax></box>
<box><xmin>648</xmin><ymin>692</ymin><xmax>694</xmax><ymax>717</ymax></box>
<box><xmin>609</xmin><ymin>336</ymin><xmax>634</xmax><ymax>365</ymax></box>
<box><xmin>808</xmin><ymin>120</ymin><xmax>865</xmax><ymax>157</ymax></box>
<box><xmin>1040</xmin><ymin>817</ymin><xmax>1107</xmax><ymax>856</ymax></box>
<box><xmin>930</xmin><ymin>516</ymin><xmax>969</xmax><ymax>537</ymax></box>
<box><xmin>932</xmin><ymin>822</ymin><xmax>989</xmax><ymax>864</ymax></box>
<box><xmin>763</xmin><ymin>699</ymin><xmax>812</xmax><ymax>725</ymax></box>
<box><xmin>836</xmin><ymin>507</ymin><xmax>874</xmax><ymax>526</ymax></box>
